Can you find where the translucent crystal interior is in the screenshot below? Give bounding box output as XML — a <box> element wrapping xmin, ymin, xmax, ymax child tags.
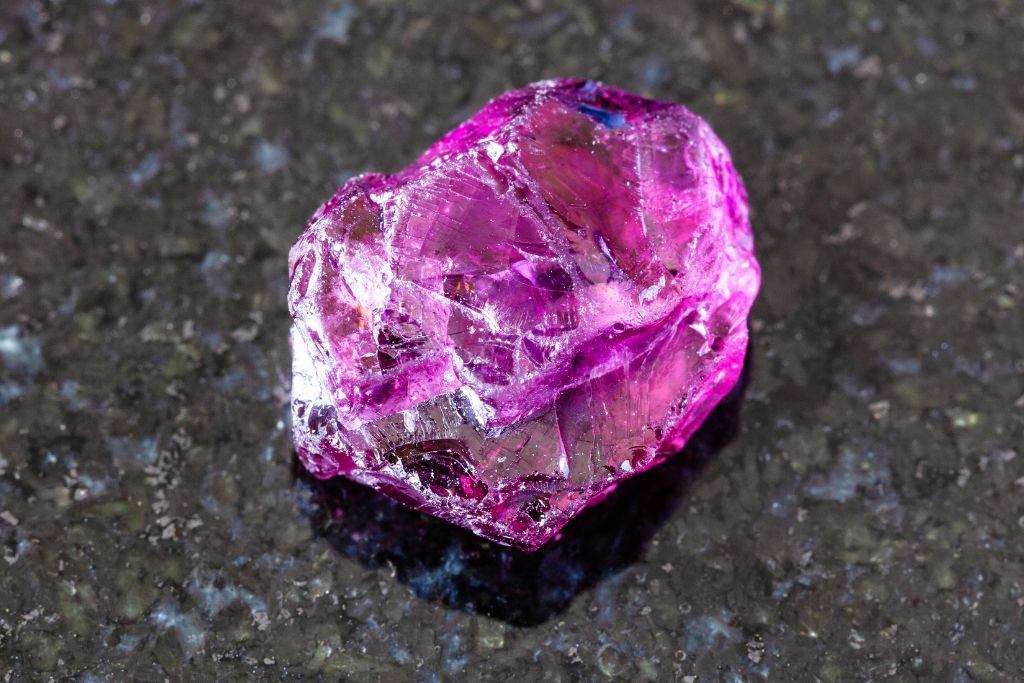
<box><xmin>289</xmin><ymin>79</ymin><xmax>760</xmax><ymax>550</ymax></box>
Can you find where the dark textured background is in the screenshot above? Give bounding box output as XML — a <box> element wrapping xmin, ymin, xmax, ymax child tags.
<box><xmin>2</xmin><ymin>1</ymin><xmax>1023</xmax><ymax>680</ymax></box>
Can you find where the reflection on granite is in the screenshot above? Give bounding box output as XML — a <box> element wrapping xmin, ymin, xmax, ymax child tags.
<box><xmin>1</xmin><ymin>0</ymin><xmax>1023</xmax><ymax>680</ymax></box>
<box><xmin>301</xmin><ymin>375</ymin><xmax>745</xmax><ymax>628</ymax></box>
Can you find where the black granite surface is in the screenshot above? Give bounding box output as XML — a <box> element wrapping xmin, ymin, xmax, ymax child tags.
<box><xmin>2</xmin><ymin>1</ymin><xmax>1023</xmax><ymax>680</ymax></box>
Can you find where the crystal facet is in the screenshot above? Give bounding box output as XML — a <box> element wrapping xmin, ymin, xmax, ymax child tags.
<box><xmin>289</xmin><ymin>79</ymin><xmax>760</xmax><ymax>550</ymax></box>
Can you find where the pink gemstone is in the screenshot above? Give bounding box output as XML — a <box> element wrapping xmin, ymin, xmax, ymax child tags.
<box><xmin>289</xmin><ymin>79</ymin><xmax>760</xmax><ymax>551</ymax></box>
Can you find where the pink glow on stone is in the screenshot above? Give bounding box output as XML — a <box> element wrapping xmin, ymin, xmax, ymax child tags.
<box><xmin>289</xmin><ymin>79</ymin><xmax>760</xmax><ymax>551</ymax></box>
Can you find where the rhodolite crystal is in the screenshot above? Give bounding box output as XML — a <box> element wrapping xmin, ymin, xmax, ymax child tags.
<box><xmin>289</xmin><ymin>79</ymin><xmax>760</xmax><ymax>550</ymax></box>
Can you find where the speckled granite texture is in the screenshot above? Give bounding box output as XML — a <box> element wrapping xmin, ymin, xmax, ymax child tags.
<box><xmin>1</xmin><ymin>1</ymin><xmax>1022</xmax><ymax>680</ymax></box>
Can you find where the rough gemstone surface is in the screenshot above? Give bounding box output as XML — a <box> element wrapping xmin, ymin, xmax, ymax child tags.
<box><xmin>288</xmin><ymin>79</ymin><xmax>760</xmax><ymax>550</ymax></box>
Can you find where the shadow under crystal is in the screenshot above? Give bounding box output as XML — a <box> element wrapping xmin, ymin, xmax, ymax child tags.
<box><xmin>293</xmin><ymin>359</ymin><xmax>750</xmax><ymax>627</ymax></box>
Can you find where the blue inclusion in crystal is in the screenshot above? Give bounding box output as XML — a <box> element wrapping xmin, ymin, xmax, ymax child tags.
<box><xmin>577</xmin><ymin>103</ymin><xmax>628</xmax><ymax>129</ymax></box>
